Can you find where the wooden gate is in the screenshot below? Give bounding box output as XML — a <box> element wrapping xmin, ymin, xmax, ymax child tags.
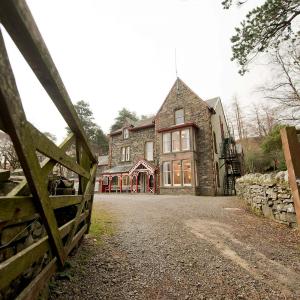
<box><xmin>0</xmin><ymin>1</ymin><xmax>97</xmax><ymax>298</ymax></box>
<box><xmin>281</xmin><ymin>127</ymin><xmax>300</xmax><ymax>225</ymax></box>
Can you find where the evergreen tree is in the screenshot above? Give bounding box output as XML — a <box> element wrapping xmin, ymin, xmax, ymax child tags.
<box><xmin>110</xmin><ymin>108</ymin><xmax>138</xmax><ymax>132</ymax></box>
<box><xmin>223</xmin><ymin>0</ymin><xmax>300</xmax><ymax>74</ymax></box>
<box><xmin>66</xmin><ymin>100</ymin><xmax>108</xmax><ymax>154</ymax></box>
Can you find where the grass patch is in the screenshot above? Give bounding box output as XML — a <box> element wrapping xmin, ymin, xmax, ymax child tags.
<box><xmin>89</xmin><ymin>205</ymin><xmax>115</xmax><ymax>241</ymax></box>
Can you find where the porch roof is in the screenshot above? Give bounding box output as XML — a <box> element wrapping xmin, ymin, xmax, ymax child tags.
<box><xmin>102</xmin><ymin>164</ymin><xmax>133</xmax><ymax>175</ymax></box>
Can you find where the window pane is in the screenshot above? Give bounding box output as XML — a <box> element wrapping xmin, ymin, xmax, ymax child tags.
<box><xmin>183</xmin><ymin>160</ymin><xmax>192</xmax><ymax>185</ymax></box>
<box><xmin>175</xmin><ymin>109</ymin><xmax>184</xmax><ymax>125</ymax></box>
<box><xmin>181</xmin><ymin>129</ymin><xmax>190</xmax><ymax>151</ymax></box>
<box><xmin>172</xmin><ymin>131</ymin><xmax>180</xmax><ymax>152</ymax></box>
<box><xmin>124</xmin><ymin>128</ymin><xmax>129</xmax><ymax>139</ymax></box>
<box><xmin>126</xmin><ymin>147</ymin><xmax>130</xmax><ymax>161</ymax></box>
<box><xmin>163</xmin><ymin>133</ymin><xmax>171</xmax><ymax>153</ymax></box>
<box><xmin>121</xmin><ymin>147</ymin><xmax>125</xmax><ymax>161</ymax></box>
<box><xmin>173</xmin><ymin>160</ymin><xmax>181</xmax><ymax>185</ymax></box>
<box><xmin>163</xmin><ymin>161</ymin><xmax>171</xmax><ymax>185</ymax></box>
<box><xmin>145</xmin><ymin>142</ymin><xmax>153</xmax><ymax>161</ymax></box>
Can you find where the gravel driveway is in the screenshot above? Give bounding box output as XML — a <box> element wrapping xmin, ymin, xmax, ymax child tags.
<box><xmin>51</xmin><ymin>194</ymin><xmax>300</xmax><ymax>299</ymax></box>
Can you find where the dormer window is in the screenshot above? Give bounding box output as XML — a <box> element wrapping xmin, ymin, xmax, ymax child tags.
<box><xmin>123</xmin><ymin>128</ymin><xmax>129</xmax><ymax>139</ymax></box>
<box><xmin>175</xmin><ymin>109</ymin><xmax>184</xmax><ymax>125</ymax></box>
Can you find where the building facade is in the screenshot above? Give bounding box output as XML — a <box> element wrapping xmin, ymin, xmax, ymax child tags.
<box><xmin>99</xmin><ymin>78</ymin><xmax>240</xmax><ymax>196</ymax></box>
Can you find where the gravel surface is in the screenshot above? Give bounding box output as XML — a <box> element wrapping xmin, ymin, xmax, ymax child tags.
<box><xmin>50</xmin><ymin>194</ymin><xmax>300</xmax><ymax>299</ymax></box>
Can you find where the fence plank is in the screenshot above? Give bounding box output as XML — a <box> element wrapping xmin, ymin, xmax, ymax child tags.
<box><xmin>0</xmin><ymin>195</ymin><xmax>82</xmax><ymax>222</ymax></box>
<box><xmin>0</xmin><ymin>0</ymin><xmax>96</xmax><ymax>163</ymax></box>
<box><xmin>16</xmin><ymin>258</ymin><xmax>57</xmax><ymax>300</ymax></box>
<box><xmin>0</xmin><ymin>236</ymin><xmax>49</xmax><ymax>290</ymax></box>
<box><xmin>0</xmin><ymin>196</ymin><xmax>35</xmax><ymax>222</ymax></box>
<box><xmin>29</xmin><ymin>123</ymin><xmax>90</xmax><ymax>179</ymax></box>
<box><xmin>65</xmin><ymin>165</ymin><xmax>96</xmax><ymax>248</ymax></box>
<box><xmin>0</xmin><ymin>31</ymin><xmax>65</xmax><ymax>265</ymax></box>
<box><xmin>281</xmin><ymin>127</ymin><xmax>300</xmax><ymax>225</ymax></box>
<box><xmin>0</xmin><ymin>212</ymin><xmax>86</xmax><ymax>291</ymax></box>
<box><xmin>7</xmin><ymin>133</ymin><xmax>75</xmax><ymax>197</ymax></box>
<box><xmin>66</xmin><ymin>224</ymin><xmax>88</xmax><ymax>256</ymax></box>
<box><xmin>60</xmin><ymin>210</ymin><xmax>89</xmax><ymax>239</ymax></box>
<box><xmin>40</xmin><ymin>133</ymin><xmax>75</xmax><ymax>177</ymax></box>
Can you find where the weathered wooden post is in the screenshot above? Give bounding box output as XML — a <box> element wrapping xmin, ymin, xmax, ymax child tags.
<box><xmin>281</xmin><ymin>127</ymin><xmax>300</xmax><ymax>225</ymax></box>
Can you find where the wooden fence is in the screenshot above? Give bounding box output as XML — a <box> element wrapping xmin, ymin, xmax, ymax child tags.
<box><xmin>0</xmin><ymin>1</ymin><xmax>97</xmax><ymax>298</ymax></box>
<box><xmin>281</xmin><ymin>127</ymin><xmax>300</xmax><ymax>225</ymax></box>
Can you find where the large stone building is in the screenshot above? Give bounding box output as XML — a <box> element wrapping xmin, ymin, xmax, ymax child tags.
<box><xmin>99</xmin><ymin>78</ymin><xmax>240</xmax><ymax>195</ymax></box>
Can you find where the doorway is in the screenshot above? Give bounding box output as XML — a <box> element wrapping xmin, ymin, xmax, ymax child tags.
<box><xmin>138</xmin><ymin>172</ymin><xmax>146</xmax><ymax>193</ymax></box>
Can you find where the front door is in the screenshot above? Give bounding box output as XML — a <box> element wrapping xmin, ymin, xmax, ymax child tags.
<box><xmin>138</xmin><ymin>172</ymin><xmax>146</xmax><ymax>193</ymax></box>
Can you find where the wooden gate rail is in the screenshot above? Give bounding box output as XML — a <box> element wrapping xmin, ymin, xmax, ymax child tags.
<box><xmin>0</xmin><ymin>0</ymin><xmax>97</xmax><ymax>298</ymax></box>
<box><xmin>281</xmin><ymin>127</ymin><xmax>300</xmax><ymax>225</ymax></box>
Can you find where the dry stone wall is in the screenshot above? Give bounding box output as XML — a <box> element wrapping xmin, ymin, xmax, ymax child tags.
<box><xmin>0</xmin><ymin>218</ymin><xmax>50</xmax><ymax>299</ymax></box>
<box><xmin>236</xmin><ymin>171</ymin><xmax>297</xmax><ymax>227</ymax></box>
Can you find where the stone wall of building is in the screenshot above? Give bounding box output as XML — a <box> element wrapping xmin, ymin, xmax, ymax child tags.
<box><xmin>236</xmin><ymin>171</ymin><xmax>297</xmax><ymax>227</ymax></box>
<box><xmin>155</xmin><ymin>79</ymin><xmax>215</xmax><ymax>196</ymax></box>
<box><xmin>110</xmin><ymin>126</ymin><xmax>156</xmax><ymax>168</ymax></box>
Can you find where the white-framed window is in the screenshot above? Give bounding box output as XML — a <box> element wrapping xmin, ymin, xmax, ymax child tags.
<box><xmin>126</xmin><ymin>146</ymin><xmax>130</xmax><ymax>161</ymax></box>
<box><xmin>175</xmin><ymin>109</ymin><xmax>184</xmax><ymax>125</ymax></box>
<box><xmin>123</xmin><ymin>128</ymin><xmax>129</xmax><ymax>139</ymax></box>
<box><xmin>145</xmin><ymin>141</ymin><xmax>154</xmax><ymax>161</ymax></box>
<box><xmin>172</xmin><ymin>131</ymin><xmax>180</xmax><ymax>152</ymax></box>
<box><xmin>181</xmin><ymin>129</ymin><xmax>190</xmax><ymax>151</ymax></box>
<box><xmin>163</xmin><ymin>132</ymin><xmax>171</xmax><ymax>153</ymax></box>
<box><xmin>173</xmin><ymin>160</ymin><xmax>181</xmax><ymax>186</ymax></box>
<box><xmin>163</xmin><ymin>161</ymin><xmax>171</xmax><ymax>186</ymax></box>
<box><xmin>183</xmin><ymin>160</ymin><xmax>192</xmax><ymax>186</ymax></box>
<box><xmin>121</xmin><ymin>147</ymin><xmax>126</xmax><ymax>162</ymax></box>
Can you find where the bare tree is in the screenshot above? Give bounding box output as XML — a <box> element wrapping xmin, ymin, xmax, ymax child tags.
<box><xmin>231</xmin><ymin>96</ymin><xmax>247</xmax><ymax>141</ymax></box>
<box><xmin>259</xmin><ymin>42</ymin><xmax>300</xmax><ymax>123</ymax></box>
<box><xmin>246</xmin><ymin>103</ymin><xmax>278</xmax><ymax>138</ymax></box>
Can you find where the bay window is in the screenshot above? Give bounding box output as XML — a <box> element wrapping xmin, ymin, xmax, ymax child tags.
<box><xmin>163</xmin><ymin>132</ymin><xmax>171</xmax><ymax>153</ymax></box>
<box><xmin>172</xmin><ymin>131</ymin><xmax>180</xmax><ymax>152</ymax></box>
<box><xmin>183</xmin><ymin>160</ymin><xmax>192</xmax><ymax>185</ymax></box>
<box><xmin>173</xmin><ymin>160</ymin><xmax>181</xmax><ymax>185</ymax></box>
<box><xmin>181</xmin><ymin>129</ymin><xmax>190</xmax><ymax>151</ymax></box>
<box><xmin>163</xmin><ymin>161</ymin><xmax>171</xmax><ymax>186</ymax></box>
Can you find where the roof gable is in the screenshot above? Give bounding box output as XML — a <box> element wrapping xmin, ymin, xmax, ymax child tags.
<box><xmin>155</xmin><ymin>77</ymin><xmax>211</xmax><ymax>117</ymax></box>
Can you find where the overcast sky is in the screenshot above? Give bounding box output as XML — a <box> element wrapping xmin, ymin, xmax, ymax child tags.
<box><xmin>3</xmin><ymin>0</ymin><xmax>266</xmax><ymax>142</ymax></box>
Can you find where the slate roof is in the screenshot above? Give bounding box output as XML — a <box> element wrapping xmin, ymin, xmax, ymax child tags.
<box><xmin>102</xmin><ymin>164</ymin><xmax>133</xmax><ymax>174</ymax></box>
<box><xmin>205</xmin><ymin>97</ymin><xmax>219</xmax><ymax>109</ymax></box>
<box><xmin>110</xmin><ymin>116</ymin><xmax>154</xmax><ymax>135</ymax></box>
<box><xmin>98</xmin><ymin>155</ymin><xmax>109</xmax><ymax>166</ymax></box>
<box><xmin>133</xmin><ymin>116</ymin><xmax>154</xmax><ymax>128</ymax></box>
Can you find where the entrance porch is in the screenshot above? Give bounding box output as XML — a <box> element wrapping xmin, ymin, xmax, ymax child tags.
<box><xmin>99</xmin><ymin>160</ymin><xmax>157</xmax><ymax>194</ymax></box>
